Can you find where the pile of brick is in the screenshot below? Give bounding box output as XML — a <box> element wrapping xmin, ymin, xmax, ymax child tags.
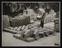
<box><xmin>3</xmin><ymin>15</ymin><xmax>10</xmax><ymax>28</ymax></box>
<box><xmin>54</xmin><ymin>12</ymin><xmax>59</xmax><ymax>32</ymax></box>
<box><xmin>10</xmin><ymin>16</ymin><xmax>30</xmax><ymax>27</ymax></box>
<box><xmin>54</xmin><ymin>18</ymin><xmax>59</xmax><ymax>32</ymax></box>
<box><xmin>12</xmin><ymin>23</ymin><xmax>54</xmax><ymax>42</ymax></box>
<box><xmin>3</xmin><ymin>20</ymin><xmax>54</xmax><ymax>42</ymax></box>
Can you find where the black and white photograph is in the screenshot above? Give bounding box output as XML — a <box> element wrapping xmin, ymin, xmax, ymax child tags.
<box><xmin>1</xmin><ymin>1</ymin><xmax>61</xmax><ymax>46</ymax></box>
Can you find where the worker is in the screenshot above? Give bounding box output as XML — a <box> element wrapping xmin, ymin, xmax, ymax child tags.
<box><xmin>39</xmin><ymin>6</ymin><xmax>46</xmax><ymax>28</ymax></box>
<box><xmin>40</xmin><ymin>5</ymin><xmax>52</xmax><ymax>28</ymax></box>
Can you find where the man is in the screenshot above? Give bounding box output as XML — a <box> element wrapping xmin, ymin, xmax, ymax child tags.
<box><xmin>40</xmin><ymin>5</ymin><xmax>52</xmax><ymax>28</ymax></box>
<box><xmin>38</xmin><ymin>6</ymin><xmax>45</xmax><ymax>28</ymax></box>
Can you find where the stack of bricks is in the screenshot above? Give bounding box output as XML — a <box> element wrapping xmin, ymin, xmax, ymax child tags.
<box><xmin>3</xmin><ymin>15</ymin><xmax>10</xmax><ymax>28</ymax></box>
<box><xmin>54</xmin><ymin>12</ymin><xmax>59</xmax><ymax>32</ymax></box>
<box><xmin>54</xmin><ymin>18</ymin><xmax>59</xmax><ymax>32</ymax></box>
<box><xmin>10</xmin><ymin>16</ymin><xmax>30</xmax><ymax>27</ymax></box>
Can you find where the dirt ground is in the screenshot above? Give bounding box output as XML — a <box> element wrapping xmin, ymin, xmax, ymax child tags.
<box><xmin>2</xmin><ymin>31</ymin><xmax>60</xmax><ymax>47</ymax></box>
